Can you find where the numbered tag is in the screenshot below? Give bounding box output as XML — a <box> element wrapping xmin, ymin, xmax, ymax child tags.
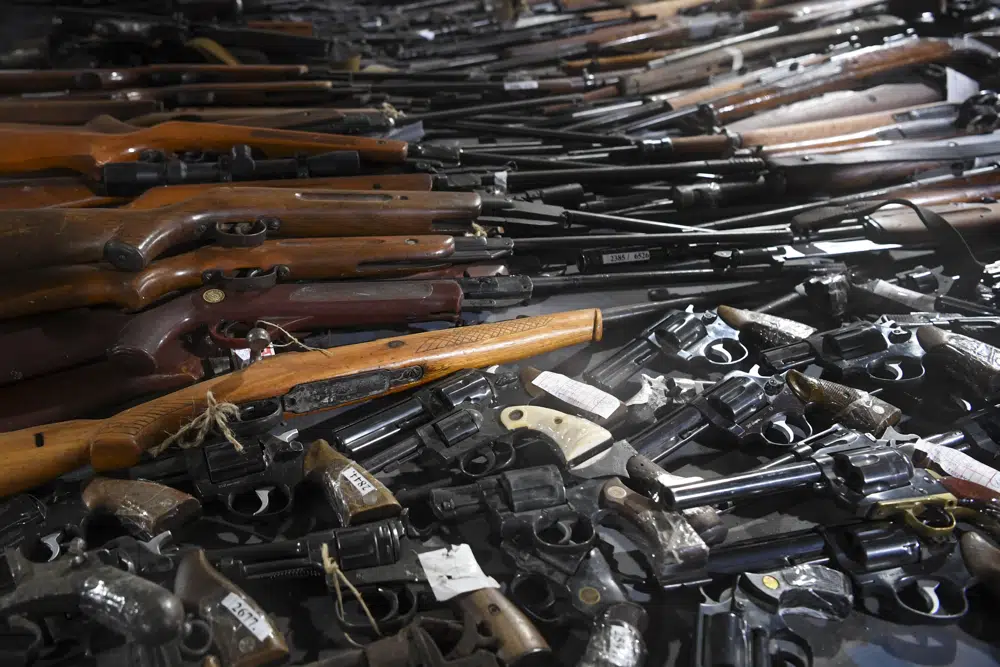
<box><xmin>341</xmin><ymin>466</ymin><xmax>377</xmax><ymax>495</ymax></box>
<box><xmin>221</xmin><ymin>592</ymin><xmax>272</xmax><ymax>641</ymax></box>
<box><xmin>601</xmin><ymin>250</ymin><xmax>651</xmax><ymax>265</ymax></box>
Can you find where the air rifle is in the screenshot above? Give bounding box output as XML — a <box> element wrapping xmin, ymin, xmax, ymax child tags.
<box><xmin>0</xmin><ymin>308</ymin><xmax>604</xmax><ymax>497</ymax></box>
<box><xmin>0</xmin><ymin>120</ymin><xmax>407</xmax><ymax>176</ymax></box>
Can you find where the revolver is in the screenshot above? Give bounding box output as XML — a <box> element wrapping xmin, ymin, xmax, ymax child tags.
<box><xmin>584</xmin><ymin>308</ymin><xmax>749</xmax><ymax>395</ymax></box>
<box><xmin>695</xmin><ymin>563</ymin><xmax>853</xmax><ymax>667</ymax></box>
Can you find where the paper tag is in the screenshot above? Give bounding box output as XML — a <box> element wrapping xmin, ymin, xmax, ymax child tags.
<box><xmin>913</xmin><ymin>439</ymin><xmax>1000</xmax><ymax>493</ymax></box>
<box><xmin>531</xmin><ymin>371</ymin><xmax>621</xmax><ymax>419</ymax></box>
<box><xmin>724</xmin><ymin>47</ymin><xmax>744</xmax><ymax>72</ymax></box>
<box><xmin>233</xmin><ymin>344</ymin><xmax>275</xmax><ymax>363</ymax></box>
<box><xmin>418</xmin><ymin>29</ymin><xmax>436</xmax><ymax>40</ymax></box>
<box><xmin>416</xmin><ymin>544</ymin><xmax>500</xmax><ymax>601</ymax></box>
<box><xmin>946</xmin><ymin>67</ymin><xmax>979</xmax><ymax>104</ymax></box>
<box><xmin>811</xmin><ymin>240</ymin><xmax>900</xmax><ymax>255</ymax></box>
<box><xmin>221</xmin><ymin>592</ymin><xmax>273</xmax><ymax>641</ymax></box>
<box><xmin>493</xmin><ymin>171</ymin><xmax>508</xmax><ymax>192</ymax></box>
<box><xmin>341</xmin><ymin>466</ymin><xmax>377</xmax><ymax>496</ymax></box>
<box><xmin>504</xmin><ymin>80</ymin><xmax>539</xmax><ymax>91</ymax></box>
<box><xmin>601</xmin><ymin>250</ymin><xmax>651</xmax><ymax>265</ymax></box>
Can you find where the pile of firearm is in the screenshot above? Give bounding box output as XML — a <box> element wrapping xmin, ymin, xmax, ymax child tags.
<box><xmin>3</xmin><ymin>0</ymin><xmax>1000</xmax><ymax>665</ymax></box>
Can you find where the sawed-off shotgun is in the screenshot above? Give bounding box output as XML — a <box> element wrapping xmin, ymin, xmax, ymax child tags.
<box><xmin>0</xmin><ymin>309</ymin><xmax>604</xmax><ymax>497</ymax></box>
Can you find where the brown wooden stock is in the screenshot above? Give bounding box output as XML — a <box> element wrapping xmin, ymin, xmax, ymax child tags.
<box><xmin>740</xmin><ymin>102</ymin><xmax>952</xmax><ymax>147</ymax></box>
<box><xmin>0</xmin><ymin>64</ymin><xmax>308</xmax><ymax>94</ymax></box>
<box><xmin>668</xmin><ymin>135</ymin><xmax>733</xmax><ymax>159</ymax></box>
<box><xmin>67</xmin><ymin>80</ymin><xmax>349</xmax><ymax>105</ymax></box>
<box><xmin>0</xmin><ymin>187</ymin><xmax>476</xmax><ymax>272</ymax></box>
<box><xmin>303</xmin><ymin>440</ymin><xmax>401</xmax><ymax>525</ymax></box>
<box><xmin>0</xmin><ymin>344</ymin><xmax>202</xmax><ymax>433</ymax></box>
<box><xmin>113</xmin><ymin>280</ymin><xmax>466</xmax><ymax>373</ymax></box>
<box><xmin>122</xmin><ymin>174</ymin><xmax>435</xmax><ymax>209</ymax></box>
<box><xmin>715</xmin><ymin>39</ymin><xmax>960</xmax><ymax>123</ymax></box>
<box><xmin>0</xmin><ymin>99</ymin><xmax>161</xmax><ymax>125</ymax></box>
<box><xmin>0</xmin><ymin>235</ymin><xmax>459</xmax><ymax>317</ymax></box>
<box><xmin>453</xmin><ymin>589</ymin><xmax>550</xmax><ymax>664</ymax></box>
<box><xmin>0</xmin><ymin>309</ymin><xmax>603</xmax><ymax>496</ymax></box>
<box><xmin>82</xmin><ymin>477</ymin><xmax>202</xmax><ymax>536</ymax></box>
<box><xmin>562</xmin><ymin>51</ymin><xmax>669</xmax><ymax>73</ymax></box>
<box><xmin>506</xmin><ymin>19</ymin><xmax>660</xmax><ymax>58</ymax></box>
<box><xmin>907</xmin><ymin>184</ymin><xmax>1000</xmax><ymax>206</ymax></box>
<box><xmin>866</xmin><ymin>203</ymin><xmax>1000</xmax><ymax>242</ymax></box>
<box><xmin>0</xmin><ymin>121</ymin><xmax>408</xmax><ymax>175</ymax></box>
<box><xmin>0</xmin><ymin>177</ymin><xmax>121</xmax><ymax>209</ymax></box>
<box><xmin>142</xmin><ymin>108</ymin><xmax>389</xmax><ymax>131</ymax></box>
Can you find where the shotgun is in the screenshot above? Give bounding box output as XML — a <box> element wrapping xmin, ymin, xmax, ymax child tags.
<box><xmin>0</xmin><ymin>120</ymin><xmax>408</xmax><ymax>176</ymax></box>
<box><xmin>0</xmin><ymin>187</ymin><xmax>479</xmax><ymax>272</ymax></box>
<box><xmin>0</xmin><ymin>235</ymin><xmax>473</xmax><ymax>317</ymax></box>
<box><xmin>0</xmin><ymin>308</ymin><xmax>604</xmax><ymax>496</ymax></box>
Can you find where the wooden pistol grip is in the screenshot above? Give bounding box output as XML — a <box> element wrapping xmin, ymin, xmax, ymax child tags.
<box><xmin>97</xmin><ymin>121</ymin><xmax>408</xmax><ymax>166</ymax></box>
<box><xmin>123</xmin><ymin>174</ymin><xmax>435</xmax><ymax>210</ymax></box>
<box><xmin>82</xmin><ymin>477</ymin><xmax>202</xmax><ymax>537</ymax></box>
<box><xmin>113</xmin><ymin>278</ymin><xmax>465</xmax><ymax>373</ymax></box>
<box><xmin>303</xmin><ymin>440</ymin><xmax>401</xmax><ymax>525</ymax></box>
<box><xmin>85</xmin><ymin>309</ymin><xmax>603</xmax><ymax>471</ymax></box>
<box><xmin>866</xmin><ymin>203</ymin><xmax>1000</xmax><ymax>242</ymax></box>
<box><xmin>453</xmin><ymin>588</ymin><xmax>550</xmax><ymax>665</ymax></box>
<box><xmin>108</xmin><ymin>188</ymin><xmax>478</xmax><ymax>270</ymax></box>
<box><xmin>174</xmin><ymin>549</ymin><xmax>289</xmax><ymax>667</ymax></box>
<box><xmin>0</xmin><ymin>208</ymin><xmax>131</xmax><ymax>271</ymax></box>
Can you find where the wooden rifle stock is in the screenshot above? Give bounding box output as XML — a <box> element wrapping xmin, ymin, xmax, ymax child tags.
<box><xmin>127</xmin><ymin>107</ymin><xmax>391</xmax><ymax>131</ymax></box>
<box><xmin>0</xmin><ymin>187</ymin><xmax>478</xmax><ymax>272</ymax></box>
<box><xmin>0</xmin><ymin>177</ymin><xmax>123</xmax><ymax>209</ymax></box>
<box><xmin>0</xmin><ymin>309</ymin><xmax>603</xmax><ymax>496</ymax></box>
<box><xmin>0</xmin><ymin>121</ymin><xmax>408</xmax><ymax>175</ymax></box>
<box><xmin>0</xmin><ymin>64</ymin><xmax>309</xmax><ymax>94</ymax></box>
<box><xmin>0</xmin><ymin>99</ymin><xmax>162</xmax><ymax>125</ymax></box>
<box><xmin>865</xmin><ymin>202</ymin><xmax>1000</xmax><ymax>243</ymax></box>
<box><xmin>908</xmin><ymin>184</ymin><xmax>1000</xmax><ymax>206</ymax></box>
<box><xmin>0</xmin><ymin>235</ymin><xmax>460</xmax><ymax>317</ymax></box>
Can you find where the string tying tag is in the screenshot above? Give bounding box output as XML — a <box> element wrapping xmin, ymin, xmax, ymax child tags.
<box><xmin>149</xmin><ymin>391</ymin><xmax>244</xmax><ymax>457</ymax></box>
<box><xmin>257</xmin><ymin>320</ymin><xmax>335</xmax><ymax>358</ymax></box>
<box><xmin>320</xmin><ymin>542</ymin><xmax>382</xmax><ymax>646</ymax></box>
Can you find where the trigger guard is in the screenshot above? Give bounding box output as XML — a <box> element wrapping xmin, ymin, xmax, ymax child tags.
<box><xmin>759</xmin><ymin>415</ymin><xmax>813</xmax><ymax>448</ymax></box>
<box><xmin>202</xmin><ymin>266</ymin><xmax>282</xmax><ymax>292</ymax></box>
<box><xmin>459</xmin><ymin>440</ymin><xmax>516</xmax><ymax>478</ymax></box>
<box><xmin>225</xmin><ymin>483</ymin><xmax>294</xmax><ymax>521</ymax></box>
<box><xmin>213</xmin><ymin>218</ymin><xmax>270</xmax><ymax>247</ymax></box>
<box><xmin>888</xmin><ymin>575</ymin><xmax>969</xmax><ymax>625</ymax></box>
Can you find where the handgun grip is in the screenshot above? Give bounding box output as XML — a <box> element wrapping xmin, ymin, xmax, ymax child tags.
<box><xmin>174</xmin><ymin>549</ymin><xmax>289</xmax><ymax>667</ymax></box>
<box><xmin>304</xmin><ymin>440</ymin><xmax>401</xmax><ymax>526</ymax></box>
<box><xmin>452</xmin><ymin>588</ymin><xmax>551</xmax><ymax>667</ymax></box>
<box><xmin>81</xmin><ymin>477</ymin><xmax>202</xmax><ymax>539</ymax></box>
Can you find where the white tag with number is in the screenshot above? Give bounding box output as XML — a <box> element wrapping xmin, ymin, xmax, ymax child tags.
<box><xmin>601</xmin><ymin>250</ymin><xmax>651</xmax><ymax>265</ymax></box>
<box><xmin>341</xmin><ymin>466</ymin><xmax>377</xmax><ymax>495</ymax></box>
<box><xmin>221</xmin><ymin>592</ymin><xmax>273</xmax><ymax>641</ymax></box>
<box><xmin>504</xmin><ymin>80</ymin><xmax>539</xmax><ymax>91</ymax></box>
<box><xmin>946</xmin><ymin>67</ymin><xmax>979</xmax><ymax>104</ymax></box>
<box><xmin>417</xmin><ymin>544</ymin><xmax>500</xmax><ymax>601</ymax></box>
<box><xmin>531</xmin><ymin>371</ymin><xmax>621</xmax><ymax>419</ymax></box>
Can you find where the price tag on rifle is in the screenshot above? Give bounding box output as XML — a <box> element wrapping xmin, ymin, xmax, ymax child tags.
<box><xmin>416</xmin><ymin>544</ymin><xmax>500</xmax><ymax>601</ymax></box>
<box><xmin>945</xmin><ymin>67</ymin><xmax>979</xmax><ymax>104</ymax></box>
<box><xmin>221</xmin><ymin>592</ymin><xmax>274</xmax><ymax>641</ymax></box>
<box><xmin>601</xmin><ymin>250</ymin><xmax>651</xmax><ymax>266</ymax></box>
<box><xmin>233</xmin><ymin>345</ymin><xmax>275</xmax><ymax>363</ymax></box>
<box><xmin>531</xmin><ymin>371</ymin><xmax>622</xmax><ymax>420</ymax></box>
<box><xmin>341</xmin><ymin>466</ymin><xmax>377</xmax><ymax>496</ymax></box>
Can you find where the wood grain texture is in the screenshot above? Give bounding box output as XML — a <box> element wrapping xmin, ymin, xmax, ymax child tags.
<box><xmin>304</xmin><ymin>439</ymin><xmax>401</xmax><ymax>525</ymax></box>
<box><xmin>82</xmin><ymin>477</ymin><xmax>202</xmax><ymax>536</ymax></box>
<box><xmin>0</xmin><ymin>177</ymin><xmax>121</xmax><ymax>210</ymax></box>
<box><xmin>0</xmin><ymin>120</ymin><xmax>408</xmax><ymax>175</ymax></box>
<box><xmin>0</xmin><ymin>309</ymin><xmax>603</xmax><ymax>497</ymax></box>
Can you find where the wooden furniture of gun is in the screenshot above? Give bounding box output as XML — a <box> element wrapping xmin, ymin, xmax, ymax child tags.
<box><xmin>0</xmin><ymin>309</ymin><xmax>603</xmax><ymax>497</ymax></box>
<box><xmin>0</xmin><ymin>187</ymin><xmax>479</xmax><ymax>272</ymax></box>
<box><xmin>0</xmin><ymin>235</ymin><xmax>461</xmax><ymax>317</ymax></box>
<box><xmin>126</xmin><ymin>107</ymin><xmax>391</xmax><ymax>130</ymax></box>
<box><xmin>0</xmin><ymin>99</ymin><xmax>163</xmax><ymax>125</ymax></box>
<box><xmin>0</xmin><ymin>120</ymin><xmax>408</xmax><ymax>175</ymax></box>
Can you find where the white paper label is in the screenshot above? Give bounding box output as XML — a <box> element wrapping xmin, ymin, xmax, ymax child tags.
<box><xmin>416</xmin><ymin>544</ymin><xmax>500</xmax><ymax>601</ymax></box>
<box><xmin>811</xmin><ymin>240</ymin><xmax>900</xmax><ymax>255</ymax></box>
<box><xmin>724</xmin><ymin>47</ymin><xmax>744</xmax><ymax>72</ymax></box>
<box><xmin>418</xmin><ymin>29</ymin><xmax>436</xmax><ymax>40</ymax></box>
<box><xmin>531</xmin><ymin>371</ymin><xmax>621</xmax><ymax>420</ymax></box>
<box><xmin>913</xmin><ymin>439</ymin><xmax>1000</xmax><ymax>494</ymax></box>
<box><xmin>946</xmin><ymin>67</ymin><xmax>979</xmax><ymax>104</ymax></box>
<box><xmin>504</xmin><ymin>80</ymin><xmax>539</xmax><ymax>91</ymax></box>
<box><xmin>341</xmin><ymin>466</ymin><xmax>377</xmax><ymax>496</ymax></box>
<box><xmin>221</xmin><ymin>592</ymin><xmax>273</xmax><ymax>641</ymax></box>
<box><xmin>493</xmin><ymin>171</ymin><xmax>508</xmax><ymax>192</ymax></box>
<box><xmin>233</xmin><ymin>344</ymin><xmax>275</xmax><ymax>362</ymax></box>
<box><xmin>601</xmin><ymin>250</ymin><xmax>651</xmax><ymax>265</ymax></box>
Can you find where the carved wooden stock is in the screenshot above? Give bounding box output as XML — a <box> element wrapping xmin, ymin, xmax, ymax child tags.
<box><xmin>0</xmin><ymin>188</ymin><xmax>478</xmax><ymax>272</ymax></box>
<box><xmin>0</xmin><ymin>235</ymin><xmax>460</xmax><ymax>318</ymax></box>
<box><xmin>0</xmin><ymin>64</ymin><xmax>308</xmax><ymax>94</ymax></box>
<box><xmin>0</xmin><ymin>120</ymin><xmax>408</xmax><ymax>175</ymax></box>
<box><xmin>0</xmin><ymin>309</ymin><xmax>603</xmax><ymax>497</ymax></box>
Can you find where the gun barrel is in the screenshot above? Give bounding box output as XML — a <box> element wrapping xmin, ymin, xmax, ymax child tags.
<box><xmin>664</xmin><ymin>462</ymin><xmax>822</xmax><ymax>510</ymax></box>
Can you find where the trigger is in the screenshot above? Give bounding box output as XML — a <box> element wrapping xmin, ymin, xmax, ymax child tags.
<box><xmin>253</xmin><ymin>488</ymin><xmax>273</xmax><ymax>516</ymax></box>
<box><xmin>709</xmin><ymin>343</ymin><xmax>735</xmax><ymax>364</ymax></box>
<box><xmin>916</xmin><ymin>579</ymin><xmax>941</xmax><ymax>615</ymax></box>
<box><xmin>41</xmin><ymin>533</ymin><xmax>62</xmax><ymax>562</ymax></box>
<box><xmin>884</xmin><ymin>362</ymin><xmax>904</xmax><ymax>381</ymax></box>
<box><xmin>770</xmin><ymin>420</ymin><xmax>794</xmax><ymax>445</ymax></box>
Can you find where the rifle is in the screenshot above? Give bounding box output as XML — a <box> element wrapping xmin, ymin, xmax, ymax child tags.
<box><xmin>126</xmin><ymin>107</ymin><xmax>395</xmax><ymax>134</ymax></box>
<box><xmin>0</xmin><ymin>187</ymin><xmax>479</xmax><ymax>272</ymax></box>
<box><xmin>0</xmin><ymin>120</ymin><xmax>408</xmax><ymax>176</ymax></box>
<box><xmin>0</xmin><ymin>308</ymin><xmax>604</xmax><ymax>496</ymax></box>
<box><xmin>0</xmin><ymin>63</ymin><xmax>310</xmax><ymax>94</ymax></box>
<box><xmin>0</xmin><ymin>98</ymin><xmax>162</xmax><ymax>125</ymax></box>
